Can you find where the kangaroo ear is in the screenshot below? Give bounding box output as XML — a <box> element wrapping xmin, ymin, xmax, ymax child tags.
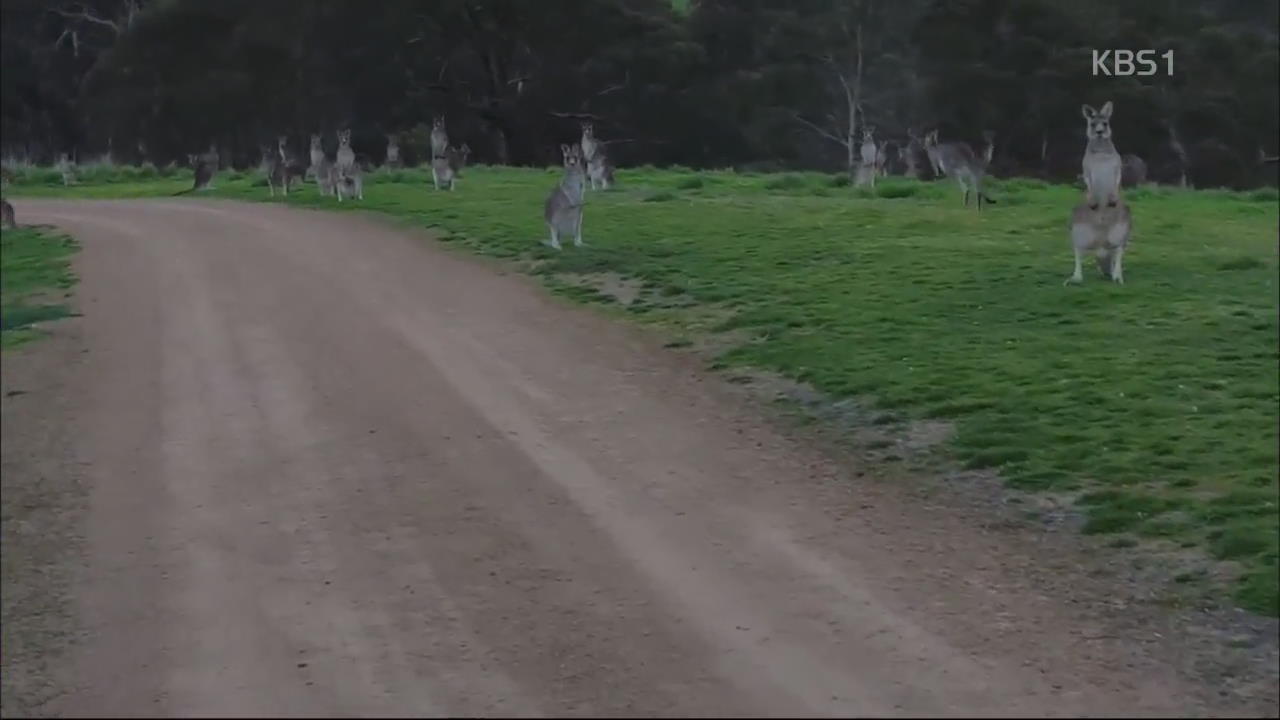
<box><xmin>560</xmin><ymin>144</ymin><xmax>569</xmax><ymax>155</ymax></box>
<box><xmin>1099</xmin><ymin>101</ymin><xmax>1113</xmax><ymax>118</ymax></box>
<box><xmin>1082</xmin><ymin>104</ymin><xmax>1096</xmax><ymax>120</ymax></box>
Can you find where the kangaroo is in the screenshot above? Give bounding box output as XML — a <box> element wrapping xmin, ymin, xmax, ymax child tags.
<box><xmin>580</xmin><ymin>122</ymin><xmax>601</xmax><ymax>163</ymax></box>
<box><xmin>544</xmin><ymin>144</ymin><xmax>587</xmax><ymax>250</ymax></box>
<box><xmin>2</xmin><ymin>198</ymin><xmax>16</xmax><ymax>229</ymax></box>
<box><xmin>385</xmin><ymin>133</ymin><xmax>401</xmax><ymax>168</ymax></box>
<box><xmin>856</xmin><ymin>127</ymin><xmax>878</xmax><ymax>188</ymax></box>
<box><xmin>922</xmin><ymin>130</ymin><xmax>944</xmax><ymax>178</ymax></box>
<box><xmin>981</xmin><ymin>130</ymin><xmax>996</xmax><ymax>167</ymax></box>
<box><xmin>430</xmin><ymin>117</ymin><xmax>448</xmax><ymax>159</ymax></box>
<box><xmin>903</xmin><ymin>129</ymin><xmax>926</xmax><ymax>179</ymax></box>
<box><xmin>262</xmin><ymin>145</ymin><xmax>293</xmax><ymax>197</ymax></box>
<box><xmin>924</xmin><ymin>130</ymin><xmax>997</xmax><ymax>210</ymax></box>
<box><xmin>308</xmin><ymin>133</ymin><xmax>325</xmax><ymax>180</ymax></box>
<box><xmin>431</xmin><ymin>143</ymin><xmax>470</xmax><ymax>191</ymax></box>
<box><xmin>172</xmin><ymin>148</ymin><xmax>216</xmax><ymax>195</ymax></box>
<box><xmin>57</xmin><ymin>153</ymin><xmax>76</xmax><ymax>186</ymax></box>
<box><xmin>586</xmin><ymin>151</ymin><xmax>614</xmax><ymax>191</ymax></box>
<box><xmin>1066</xmin><ymin>200</ymin><xmax>1131</xmax><ymax>285</ymax></box>
<box><xmin>1081</xmin><ymin>101</ymin><xmax>1122</xmax><ymax>210</ymax></box>
<box><xmin>1121</xmin><ymin>153</ymin><xmax>1147</xmax><ymax>187</ymax></box>
<box><xmin>875</xmin><ymin>139</ymin><xmax>891</xmax><ymax>177</ymax></box>
<box><xmin>309</xmin><ymin>134</ymin><xmax>336</xmax><ymax>195</ymax></box>
<box><xmin>335</xmin><ymin>129</ymin><xmax>356</xmax><ymax>171</ymax></box>
<box><xmin>277</xmin><ymin>136</ymin><xmax>306</xmax><ymax>189</ymax></box>
<box><xmin>335</xmin><ymin>163</ymin><xmax>363</xmax><ymax>202</ymax></box>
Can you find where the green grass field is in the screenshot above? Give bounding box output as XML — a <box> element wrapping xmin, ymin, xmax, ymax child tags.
<box><xmin>7</xmin><ymin>162</ymin><xmax>1278</xmax><ymax>615</ymax></box>
<box><xmin>0</xmin><ymin>223</ymin><xmax>79</xmax><ymax>349</ymax></box>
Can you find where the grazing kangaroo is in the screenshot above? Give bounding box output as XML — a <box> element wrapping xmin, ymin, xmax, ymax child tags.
<box><xmin>1081</xmin><ymin>101</ymin><xmax>1122</xmax><ymax>210</ymax></box>
<box><xmin>57</xmin><ymin>153</ymin><xmax>76</xmax><ymax>186</ymax></box>
<box><xmin>544</xmin><ymin>144</ymin><xmax>587</xmax><ymax>250</ymax></box>
<box><xmin>1066</xmin><ymin>200</ymin><xmax>1131</xmax><ymax>285</ymax></box>
<box><xmin>1121</xmin><ymin>153</ymin><xmax>1147</xmax><ymax>187</ymax></box>
<box><xmin>924</xmin><ymin>130</ymin><xmax>997</xmax><ymax>210</ymax></box>
<box><xmin>431</xmin><ymin>143</ymin><xmax>470</xmax><ymax>191</ymax></box>
<box><xmin>430</xmin><ymin>117</ymin><xmax>449</xmax><ymax>159</ymax></box>
<box><xmin>2</xmin><ymin>198</ymin><xmax>16</xmax><ymax>229</ymax></box>
<box><xmin>856</xmin><ymin>127</ymin><xmax>878</xmax><ymax>188</ymax></box>
<box><xmin>385</xmin><ymin>133</ymin><xmax>401</xmax><ymax>168</ymax></box>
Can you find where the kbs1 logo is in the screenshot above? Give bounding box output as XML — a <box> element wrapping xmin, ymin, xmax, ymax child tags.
<box><xmin>1092</xmin><ymin>49</ymin><xmax>1174</xmax><ymax>77</ymax></box>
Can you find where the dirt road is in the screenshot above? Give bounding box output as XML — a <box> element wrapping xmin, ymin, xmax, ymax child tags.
<box><xmin>1</xmin><ymin>199</ymin><xmax>1270</xmax><ymax>717</ymax></box>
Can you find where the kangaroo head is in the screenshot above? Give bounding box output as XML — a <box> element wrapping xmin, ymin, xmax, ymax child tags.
<box><xmin>560</xmin><ymin>143</ymin><xmax>582</xmax><ymax>170</ymax></box>
<box><xmin>862</xmin><ymin>126</ymin><xmax>875</xmax><ymax>143</ymax></box>
<box><xmin>277</xmin><ymin>135</ymin><xmax>288</xmax><ymax>150</ymax></box>
<box><xmin>459</xmin><ymin>143</ymin><xmax>471</xmax><ymax>159</ymax></box>
<box><xmin>433</xmin><ymin>116</ymin><xmax>446</xmax><ymax>132</ymax></box>
<box><xmin>581</xmin><ymin>122</ymin><xmax>595</xmax><ymax>139</ymax></box>
<box><xmin>310</xmin><ymin>133</ymin><xmax>322</xmax><ymax>149</ymax></box>
<box><xmin>924</xmin><ymin>130</ymin><xmax>939</xmax><ymax>148</ymax></box>
<box><xmin>337</xmin><ymin>129</ymin><xmax>351</xmax><ymax>148</ymax></box>
<box><xmin>386</xmin><ymin>133</ymin><xmax>398</xmax><ymax>146</ymax></box>
<box><xmin>1081</xmin><ymin>101</ymin><xmax>1113</xmax><ymax>140</ymax></box>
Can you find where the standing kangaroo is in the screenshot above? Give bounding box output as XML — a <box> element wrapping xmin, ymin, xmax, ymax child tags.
<box><xmin>57</xmin><ymin>153</ymin><xmax>76</xmax><ymax>186</ymax></box>
<box><xmin>308</xmin><ymin>133</ymin><xmax>325</xmax><ymax>180</ymax></box>
<box><xmin>580</xmin><ymin>122</ymin><xmax>600</xmax><ymax>163</ymax></box>
<box><xmin>580</xmin><ymin>123</ymin><xmax>613</xmax><ymax>190</ymax></box>
<box><xmin>1067</xmin><ymin>100</ymin><xmax>1131</xmax><ymax>285</ymax></box>
<box><xmin>334</xmin><ymin>130</ymin><xmax>362</xmax><ymax>201</ymax></box>
<box><xmin>543</xmin><ymin>144</ymin><xmax>586</xmax><ymax>250</ymax></box>
<box><xmin>172</xmin><ymin>146</ymin><xmax>217</xmax><ymax>196</ymax></box>
<box><xmin>430</xmin><ymin>117</ymin><xmax>449</xmax><ymax>159</ymax></box>
<box><xmin>310</xmin><ymin>134</ymin><xmax>336</xmax><ymax>196</ymax></box>
<box><xmin>856</xmin><ymin>127</ymin><xmax>878</xmax><ymax>188</ymax></box>
<box><xmin>1066</xmin><ymin>201</ymin><xmax>1131</xmax><ymax>285</ymax></box>
<box><xmin>263</xmin><ymin>144</ymin><xmax>292</xmax><ymax>197</ymax></box>
<box><xmin>1081</xmin><ymin>101</ymin><xmax>1121</xmax><ymax>210</ymax></box>
<box><xmin>924</xmin><ymin>130</ymin><xmax>997</xmax><ymax>210</ymax></box>
<box><xmin>335</xmin><ymin>129</ymin><xmax>356</xmax><ymax>171</ymax></box>
<box><xmin>2</xmin><ymin>199</ymin><xmax>16</xmax><ymax>229</ymax></box>
<box><xmin>432</xmin><ymin>143</ymin><xmax>470</xmax><ymax>191</ymax></box>
<box><xmin>903</xmin><ymin>129</ymin><xmax>926</xmax><ymax>179</ymax></box>
<box><xmin>384</xmin><ymin>133</ymin><xmax>401</xmax><ymax>169</ymax></box>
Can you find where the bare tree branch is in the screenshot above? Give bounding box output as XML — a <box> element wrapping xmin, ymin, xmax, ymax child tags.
<box><xmin>792</xmin><ymin>113</ymin><xmax>850</xmax><ymax>148</ymax></box>
<box><xmin>548</xmin><ymin>110</ymin><xmax>605</xmax><ymax>120</ymax></box>
<box><xmin>52</xmin><ymin>5</ymin><xmax>120</xmax><ymax>34</ymax></box>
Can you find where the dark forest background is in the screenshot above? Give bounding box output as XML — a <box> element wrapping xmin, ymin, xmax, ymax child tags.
<box><xmin>2</xmin><ymin>0</ymin><xmax>1277</xmax><ymax>187</ymax></box>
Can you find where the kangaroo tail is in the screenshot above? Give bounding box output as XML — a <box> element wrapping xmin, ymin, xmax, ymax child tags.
<box><xmin>982</xmin><ymin>193</ymin><xmax>997</xmax><ymax>204</ymax></box>
<box><xmin>172</xmin><ymin>187</ymin><xmax>195</xmax><ymax>197</ymax></box>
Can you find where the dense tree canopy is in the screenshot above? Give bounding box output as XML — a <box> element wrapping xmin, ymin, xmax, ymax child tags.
<box><xmin>3</xmin><ymin>0</ymin><xmax>1276</xmax><ymax>187</ymax></box>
